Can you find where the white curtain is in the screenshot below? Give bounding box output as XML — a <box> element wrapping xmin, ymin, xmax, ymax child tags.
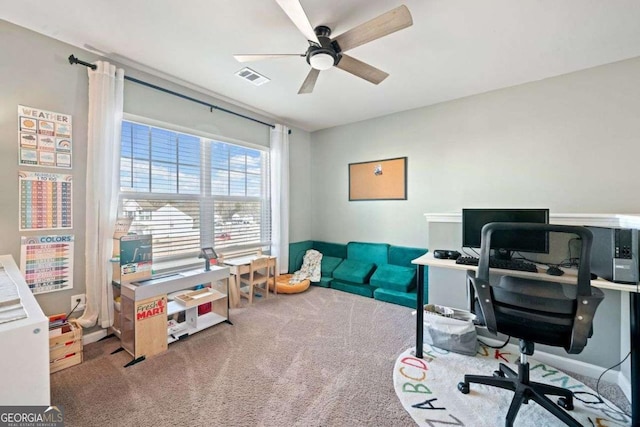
<box><xmin>77</xmin><ymin>61</ymin><xmax>124</xmax><ymax>329</ymax></box>
<box><xmin>270</xmin><ymin>124</ymin><xmax>290</xmax><ymax>274</ymax></box>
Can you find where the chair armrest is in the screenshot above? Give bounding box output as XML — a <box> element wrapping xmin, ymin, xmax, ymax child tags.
<box><xmin>468</xmin><ymin>270</ymin><xmax>498</xmax><ymax>335</ymax></box>
<box><xmin>568</xmin><ymin>290</ymin><xmax>605</xmax><ymax>354</ymax></box>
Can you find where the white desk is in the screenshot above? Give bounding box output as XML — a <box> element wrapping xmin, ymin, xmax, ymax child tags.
<box><xmin>418</xmin><ymin>253</ymin><xmax>637</xmax><ymax>292</ymax></box>
<box><xmin>412</xmin><ymin>253</ymin><xmax>640</xmax><ymax>425</ymax></box>
<box><xmin>0</xmin><ymin>254</ymin><xmax>49</xmax><ymax>405</ymax></box>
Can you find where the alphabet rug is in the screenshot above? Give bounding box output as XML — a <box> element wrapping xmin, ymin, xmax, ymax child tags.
<box><xmin>393</xmin><ymin>345</ymin><xmax>631</xmax><ymax>426</ymax></box>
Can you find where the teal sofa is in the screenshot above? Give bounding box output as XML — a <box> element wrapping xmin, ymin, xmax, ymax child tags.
<box><xmin>288</xmin><ymin>240</ymin><xmax>428</xmax><ymax>308</ymax></box>
<box><xmin>331</xmin><ymin>242</ymin><xmax>389</xmax><ymax>297</ymax></box>
<box><xmin>289</xmin><ymin>241</ymin><xmax>347</xmax><ymax>288</ymax></box>
<box><xmin>372</xmin><ymin>245</ymin><xmax>430</xmax><ymax>308</ymax></box>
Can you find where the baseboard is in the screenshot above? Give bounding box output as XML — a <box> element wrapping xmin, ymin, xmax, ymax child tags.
<box><xmin>479</xmin><ymin>336</ymin><xmax>630</xmax><ymax>400</ymax></box>
<box><xmin>83</xmin><ymin>328</ymin><xmax>108</xmax><ymax>345</ymax></box>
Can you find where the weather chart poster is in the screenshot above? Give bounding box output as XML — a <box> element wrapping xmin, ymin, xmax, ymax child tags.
<box><xmin>20</xmin><ymin>235</ymin><xmax>74</xmax><ymax>294</ymax></box>
<box><xmin>18</xmin><ymin>105</ymin><xmax>72</xmax><ymax>168</ymax></box>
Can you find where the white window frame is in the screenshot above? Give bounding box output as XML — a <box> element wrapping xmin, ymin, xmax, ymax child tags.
<box><xmin>119</xmin><ymin>114</ymin><xmax>271</xmax><ymax>271</ymax></box>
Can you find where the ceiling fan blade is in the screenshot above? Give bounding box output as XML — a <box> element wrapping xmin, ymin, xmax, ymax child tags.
<box><xmin>298</xmin><ymin>68</ymin><xmax>320</xmax><ymax>94</ymax></box>
<box><xmin>335</xmin><ymin>54</ymin><xmax>388</xmax><ymax>85</ymax></box>
<box><xmin>234</xmin><ymin>54</ymin><xmax>303</xmax><ymax>62</ymax></box>
<box><xmin>332</xmin><ymin>5</ymin><xmax>413</xmax><ymax>52</ymax></box>
<box><xmin>275</xmin><ymin>0</ymin><xmax>320</xmax><ymax>43</ymax></box>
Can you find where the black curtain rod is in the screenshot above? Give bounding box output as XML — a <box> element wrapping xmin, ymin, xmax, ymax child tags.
<box><xmin>68</xmin><ymin>54</ymin><xmax>283</xmax><ymax>131</ymax></box>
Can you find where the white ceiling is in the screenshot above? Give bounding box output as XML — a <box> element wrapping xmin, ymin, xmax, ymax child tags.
<box><xmin>3</xmin><ymin>0</ymin><xmax>640</xmax><ymax>132</ymax></box>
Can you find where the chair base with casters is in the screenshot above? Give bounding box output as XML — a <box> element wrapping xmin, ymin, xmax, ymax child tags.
<box><xmin>457</xmin><ymin>340</ymin><xmax>580</xmax><ymax>427</ymax></box>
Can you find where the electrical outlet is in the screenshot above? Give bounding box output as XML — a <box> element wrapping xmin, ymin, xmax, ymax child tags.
<box><xmin>71</xmin><ymin>294</ymin><xmax>86</xmax><ymax>312</ymax></box>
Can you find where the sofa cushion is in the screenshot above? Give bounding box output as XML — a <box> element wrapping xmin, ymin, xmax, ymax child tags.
<box><xmin>388</xmin><ymin>246</ymin><xmax>428</xmax><ymax>268</ymax></box>
<box><xmin>369</xmin><ymin>264</ymin><xmax>416</xmax><ymax>293</ymax></box>
<box><xmin>331</xmin><ymin>281</ymin><xmax>376</xmax><ymax>298</ymax></box>
<box><xmin>347</xmin><ymin>242</ymin><xmax>389</xmax><ymax>266</ymax></box>
<box><xmin>321</xmin><ymin>256</ymin><xmax>343</xmax><ymax>276</ymax></box>
<box><xmin>373</xmin><ymin>288</ymin><xmax>417</xmax><ymax>309</ymax></box>
<box><xmin>313</xmin><ymin>276</ymin><xmax>332</xmax><ymax>288</ymax></box>
<box><xmin>313</xmin><ymin>241</ymin><xmax>347</xmax><ymax>259</ymax></box>
<box><xmin>332</xmin><ymin>259</ymin><xmax>376</xmax><ymax>284</ymax></box>
<box><xmin>289</xmin><ymin>241</ymin><xmax>314</xmax><ymax>273</ymax></box>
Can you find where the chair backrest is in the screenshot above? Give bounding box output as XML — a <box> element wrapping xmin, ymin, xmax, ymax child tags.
<box><xmin>249</xmin><ymin>257</ymin><xmax>270</xmax><ymax>284</ymax></box>
<box><xmin>471</xmin><ymin>222</ymin><xmax>604</xmax><ymax>354</ymax></box>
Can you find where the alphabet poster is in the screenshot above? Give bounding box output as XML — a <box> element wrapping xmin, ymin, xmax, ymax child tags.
<box><xmin>18</xmin><ymin>105</ymin><xmax>72</xmax><ymax>168</ymax></box>
<box><xmin>20</xmin><ymin>235</ymin><xmax>74</xmax><ymax>294</ymax></box>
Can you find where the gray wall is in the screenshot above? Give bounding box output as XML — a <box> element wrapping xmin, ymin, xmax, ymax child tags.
<box><xmin>309</xmin><ymin>57</ymin><xmax>640</xmax><ymax>368</ymax></box>
<box><xmin>310</xmin><ymin>56</ymin><xmax>640</xmax><ymax>246</ymax></box>
<box><xmin>0</xmin><ymin>20</ymin><xmax>312</xmax><ymax>317</ymax></box>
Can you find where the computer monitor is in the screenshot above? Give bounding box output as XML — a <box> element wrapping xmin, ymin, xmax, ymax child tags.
<box><xmin>462</xmin><ymin>208</ymin><xmax>550</xmax><ymax>259</ymax></box>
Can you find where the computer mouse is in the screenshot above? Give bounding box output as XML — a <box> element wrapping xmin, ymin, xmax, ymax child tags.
<box><xmin>546</xmin><ymin>266</ymin><xmax>564</xmax><ymax>276</ymax></box>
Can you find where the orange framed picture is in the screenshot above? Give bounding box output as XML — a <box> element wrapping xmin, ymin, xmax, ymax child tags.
<box><xmin>349</xmin><ymin>157</ymin><xmax>407</xmax><ymax>201</ymax></box>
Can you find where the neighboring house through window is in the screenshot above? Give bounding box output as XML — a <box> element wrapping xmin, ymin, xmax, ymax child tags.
<box><xmin>119</xmin><ymin>119</ymin><xmax>271</xmax><ymax>265</ymax></box>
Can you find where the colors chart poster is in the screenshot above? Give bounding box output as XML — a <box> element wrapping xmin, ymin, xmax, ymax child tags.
<box><xmin>18</xmin><ymin>105</ymin><xmax>72</xmax><ymax>168</ymax></box>
<box><xmin>19</xmin><ymin>171</ymin><xmax>72</xmax><ymax>231</ymax></box>
<box><xmin>20</xmin><ymin>235</ymin><xmax>74</xmax><ymax>294</ymax></box>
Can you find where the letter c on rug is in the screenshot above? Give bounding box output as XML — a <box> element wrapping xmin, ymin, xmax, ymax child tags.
<box><xmin>399</xmin><ymin>367</ymin><xmax>426</xmax><ymax>381</ymax></box>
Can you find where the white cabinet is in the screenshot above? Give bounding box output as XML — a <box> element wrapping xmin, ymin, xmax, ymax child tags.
<box><xmin>0</xmin><ymin>255</ymin><xmax>49</xmax><ymax>405</ymax></box>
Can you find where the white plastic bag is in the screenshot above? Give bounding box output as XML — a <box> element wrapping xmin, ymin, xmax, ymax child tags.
<box><xmin>423</xmin><ymin>311</ymin><xmax>478</xmax><ymax>356</ymax></box>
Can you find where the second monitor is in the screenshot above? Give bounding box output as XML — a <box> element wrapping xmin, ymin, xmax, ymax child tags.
<box><xmin>462</xmin><ymin>208</ymin><xmax>550</xmax><ymax>260</ymax></box>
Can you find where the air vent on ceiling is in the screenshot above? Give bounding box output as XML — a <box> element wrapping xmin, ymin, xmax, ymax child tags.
<box><xmin>235</xmin><ymin>67</ymin><xmax>270</xmax><ymax>86</ymax></box>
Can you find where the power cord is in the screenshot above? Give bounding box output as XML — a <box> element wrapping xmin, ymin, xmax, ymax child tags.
<box><xmin>478</xmin><ymin>335</ymin><xmax>511</xmax><ymax>349</ymax></box>
<box><xmin>67</xmin><ymin>298</ymin><xmax>82</xmax><ymax>319</ymax></box>
<box><xmin>593</xmin><ymin>351</ymin><xmax>631</xmax><ymax>418</ymax></box>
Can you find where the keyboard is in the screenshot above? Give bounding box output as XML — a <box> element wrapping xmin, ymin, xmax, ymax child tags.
<box><xmin>455</xmin><ymin>256</ymin><xmax>538</xmax><ymax>273</ymax></box>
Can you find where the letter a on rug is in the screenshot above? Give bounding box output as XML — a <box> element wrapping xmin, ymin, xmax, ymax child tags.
<box><xmin>393</xmin><ymin>345</ymin><xmax>631</xmax><ymax>426</ymax></box>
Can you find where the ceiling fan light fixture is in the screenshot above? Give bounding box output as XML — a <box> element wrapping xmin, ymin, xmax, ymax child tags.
<box><xmin>309</xmin><ymin>52</ymin><xmax>334</xmax><ymax>70</ymax></box>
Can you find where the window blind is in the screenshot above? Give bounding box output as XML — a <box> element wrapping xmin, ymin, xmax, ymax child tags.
<box><xmin>119</xmin><ymin>121</ymin><xmax>271</xmax><ymax>263</ymax></box>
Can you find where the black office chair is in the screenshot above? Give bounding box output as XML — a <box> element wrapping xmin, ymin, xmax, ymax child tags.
<box><xmin>457</xmin><ymin>222</ymin><xmax>604</xmax><ymax>427</ymax></box>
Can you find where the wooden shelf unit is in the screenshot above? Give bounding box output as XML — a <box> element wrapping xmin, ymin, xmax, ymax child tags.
<box><xmin>117</xmin><ymin>266</ymin><xmax>230</xmax><ymax>363</ymax></box>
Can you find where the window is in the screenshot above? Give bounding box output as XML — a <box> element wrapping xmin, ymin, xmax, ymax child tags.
<box><xmin>119</xmin><ymin>121</ymin><xmax>270</xmax><ymax>263</ymax></box>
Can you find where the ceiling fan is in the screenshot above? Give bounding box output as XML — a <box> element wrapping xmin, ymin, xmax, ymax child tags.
<box><xmin>234</xmin><ymin>1</ymin><xmax>413</xmax><ymax>94</ymax></box>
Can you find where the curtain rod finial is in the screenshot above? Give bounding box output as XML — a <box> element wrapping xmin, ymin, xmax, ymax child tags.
<box><xmin>68</xmin><ymin>54</ymin><xmax>97</xmax><ymax>70</ymax></box>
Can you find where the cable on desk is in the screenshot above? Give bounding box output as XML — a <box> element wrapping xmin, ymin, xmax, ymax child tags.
<box><xmin>461</xmin><ymin>247</ymin><xmax>480</xmax><ymax>258</ymax></box>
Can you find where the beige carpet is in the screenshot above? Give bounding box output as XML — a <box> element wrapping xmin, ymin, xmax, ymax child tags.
<box><xmin>51</xmin><ymin>287</ymin><xmax>416</xmax><ymax>426</ymax></box>
<box><xmin>50</xmin><ymin>286</ymin><xmax>630</xmax><ymax>426</ymax></box>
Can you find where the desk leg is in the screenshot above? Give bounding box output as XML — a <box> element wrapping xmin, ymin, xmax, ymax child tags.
<box><xmin>416</xmin><ymin>264</ymin><xmax>425</xmax><ymax>359</ymax></box>
<box><xmin>631</xmin><ymin>293</ymin><xmax>640</xmax><ymax>425</ymax></box>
